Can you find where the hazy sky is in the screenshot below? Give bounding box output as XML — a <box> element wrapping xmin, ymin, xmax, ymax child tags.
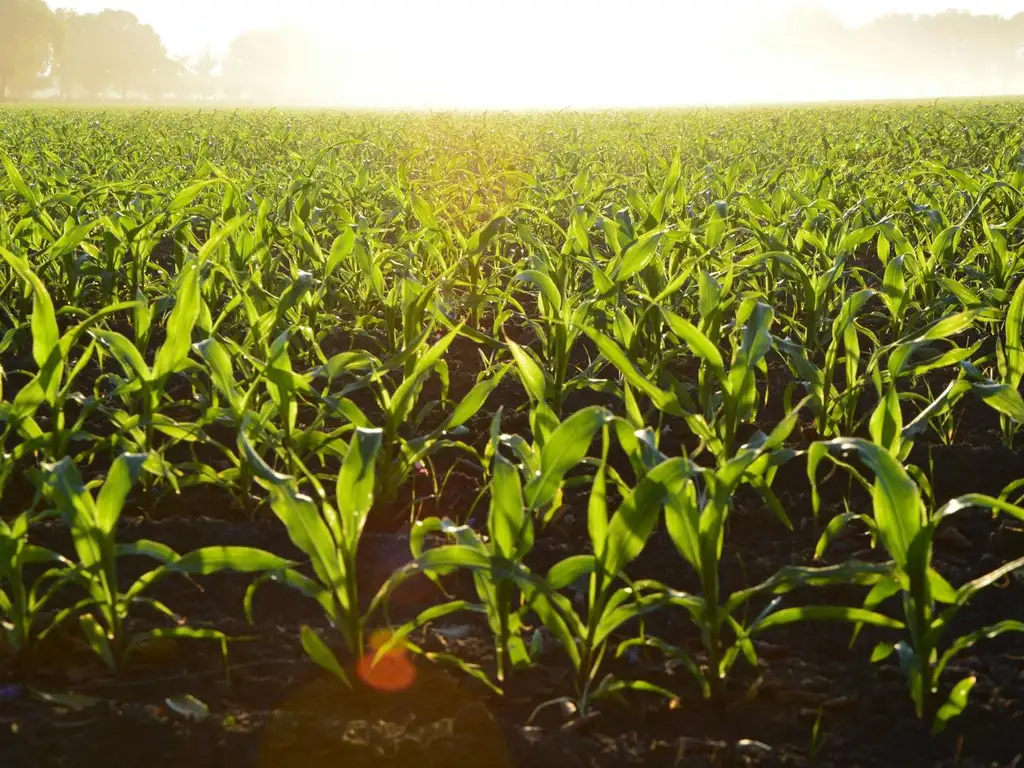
<box><xmin>47</xmin><ymin>1</ymin><xmax>1024</xmax><ymax>107</ymax></box>
<box><xmin>51</xmin><ymin>1</ymin><xmax>1024</xmax><ymax>56</ymax></box>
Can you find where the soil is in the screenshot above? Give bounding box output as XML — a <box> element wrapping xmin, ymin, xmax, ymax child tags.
<box><xmin>3</xmin><ymin>329</ymin><xmax>1024</xmax><ymax>767</ymax></box>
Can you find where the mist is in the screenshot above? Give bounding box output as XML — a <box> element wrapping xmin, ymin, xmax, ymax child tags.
<box><xmin>4</xmin><ymin>1</ymin><xmax>1024</xmax><ymax>107</ymax></box>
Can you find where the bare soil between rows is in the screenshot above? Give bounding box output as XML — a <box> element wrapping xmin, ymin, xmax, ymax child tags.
<box><xmin>2</xmin><ymin>429</ymin><xmax>1023</xmax><ymax>768</ymax></box>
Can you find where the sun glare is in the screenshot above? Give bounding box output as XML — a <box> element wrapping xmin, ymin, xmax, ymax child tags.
<box><xmin>39</xmin><ymin>0</ymin><xmax>1024</xmax><ymax>107</ymax></box>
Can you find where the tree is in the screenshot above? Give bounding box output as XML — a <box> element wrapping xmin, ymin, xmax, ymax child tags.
<box><xmin>186</xmin><ymin>48</ymin><xmax>220</xmax><ymax>101</ymax></box>
<box><xmin>222</xmin><ymin>26</ymin><xmax>327</xmax><ymax>105</ymax></box>
<box><xmin>0</xmin><ymin>0</ymin><xmax>54</xmax><ymax>100</ymax></box>
<box><xmin>56</xmin><ymin>10</ymin><xmax>175</xmax><ymax>100</ymax></box>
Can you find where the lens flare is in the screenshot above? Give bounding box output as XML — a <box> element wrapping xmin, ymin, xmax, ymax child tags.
<box><xmin>356</xmin><ymin>630</ymin><xmax>416</xmax><ymax>693</ymax></box>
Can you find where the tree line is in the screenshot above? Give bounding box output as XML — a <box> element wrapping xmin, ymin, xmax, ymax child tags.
<box><xmin>0</xmin><ymin>0</ymin><xmax>324</xmax><ymax>102</ymax></box>
<box><xmin>3</xmin><ymin>0</ymin><xmax>1024</xmax><ymax>104</ymax></box>
<box><xmin>756</xmin><ymin>8</ymin><xmax>1024</xmax><ymax>99</ymax></box>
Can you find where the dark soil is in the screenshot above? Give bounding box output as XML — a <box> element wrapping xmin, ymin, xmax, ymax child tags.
<box><xmin>2</xmin><ymin>419</ymin><xmax>1024</xmax><ymax>768</ymax></box>
<box><xmin>3</xmin><ymin>312</ymin><xmax>1024</xmax><ymax>767</ymax></box>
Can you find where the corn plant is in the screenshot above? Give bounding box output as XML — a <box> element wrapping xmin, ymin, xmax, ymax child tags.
<box><xmin>660</xmin><ymin>299</ymin><xmax>776</xmax><ymax>460</ymax></box>
<box><xmin>617</xmin><ymin>406</ymin><xmax>896</xmax><ymax>699</ymax></box>
<box><xmin>45</xmin><ymin>453</ymin><xmax>290</xmax><ymax>669</ymax></box>
<box><xmin>0</xmin><ymin>249</ymin><xmax>138</xmax><ymax>465</ymax></box>
<box><xmin>0</xmin><ymin>507</ymin><xmax>74</xmax><ymax>663</ymax></box>
<box><xmin>394</xmin><ymin>450</ymin><xmax>538</xmax><ymax>685</ymax></box>
<box><xmin>962</xmin><ymin>277</ymin><xmax>1024</xmax><ymax>447</ymax></box>
<box><xmin>810</xmin><ymin>438</ymin><xmax>1024</xmax><ymax>732</ymax></box>
<box><xmin>243</xmin><ymin>427</ymin><xmax>389</xmax><ymax>686</ymax></box>
<box><xmin>389</xmin><ymin>403</ymin><xmax>625</xmax><ymax>681</ymax></box>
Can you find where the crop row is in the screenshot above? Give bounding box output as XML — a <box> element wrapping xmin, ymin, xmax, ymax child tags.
<box><xmin>1</xmin><ymin>106</ymin><xmax>1023</xmax><ymax>736</ymax></box>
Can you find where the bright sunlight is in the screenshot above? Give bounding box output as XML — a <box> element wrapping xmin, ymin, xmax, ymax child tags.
<box><xmin>41</xmin><ymin>0</ymin><xmax>1024</xmax><ymax>107</ymax></box>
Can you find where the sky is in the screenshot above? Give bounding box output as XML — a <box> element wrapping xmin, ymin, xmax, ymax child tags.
<box><xmin>46</xmin><ymin>1</ymin><xmax>1024</xmax><ymax>107</ymax></box>
<box><xmin>50</xmin><ymin>0</ymin><xmax>1024</xmax><ymax>56</ymax></box>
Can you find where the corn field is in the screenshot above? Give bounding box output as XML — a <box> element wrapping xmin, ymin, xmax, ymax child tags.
<box><xmin>1</xmin><ymin>104</ymin><xmax>1023</xmax><ymax>768</ymax></box>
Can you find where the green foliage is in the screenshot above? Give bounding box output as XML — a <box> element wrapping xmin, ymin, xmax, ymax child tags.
<box><xmin>43</xmin><ymin>453</ymin><xmax>289</xmax><ymax>668</ymax></box>
<box><xmin>1</xmin><ymin>105</ymin><xmax>1023</xmax><ymax>736</ymax></box>
<box><xmin>811</xmin><ymin>438</ymin><xmax>1024</xmax><ymax>730</ymax></box>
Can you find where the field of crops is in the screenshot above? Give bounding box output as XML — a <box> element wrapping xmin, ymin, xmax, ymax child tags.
<box><xmin>1</xmin><ymin>104</ymin><xmax>1023</xmax><ymax>767</ymax></box>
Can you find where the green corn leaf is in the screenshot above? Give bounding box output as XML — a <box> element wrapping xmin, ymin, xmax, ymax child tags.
<box><xmin>46</xmin><ymin>457</ymin><xmax>104</xmax><ymax>571</ymax></box>
<box><xmin>1005</xmin><ymin>278</ymin><xmax>1024</xmax><ymax>385</ymax></box>
<box><xmin>168</xmin><ymin>179</ymin><xmax>221</xmax><ymax>212</ymax></box>
<box><xmin>881</xmin><ymin>255</ymin><xmax>906</xmax><ymax>316</ymax></box>
<box><xmin>95</xmin><ymin>453</ymin><xmax>147</xmax><ymax>534</ymax></box>
<box><xmin>661</xmin><ymin>309</ymin><xmax>725</xmax><ymax>376</ymax></box>
<box><xmin>814</xmin><ymin>512</ymin><xmax>858</xmax><ymax>560</ymax></box>
<box><xmin>615</xmin><ymin>230</ymin><xmax>663</xmax><ymax>282</ymax></box>
<box><xmin>546</xmin><ymin>555</ymin><xmax>596</xmax><ymax>590</ymax></box>
<box><xmin>417</xmin><ymin>544</ymin><xmax>493</xmax><ymax>572</ymax></box>
<box><xmin>169</xmin><ymin>546</ymin><xmax>294</xmax><ymax>574</ymax></box>
<box><xmin>194</xmin><ymin>337</ymin><xmax>242</xmax><ymax>414</ymax></box>
<box><xmin>513</xmin><ymin>269</ymin><xmax>562</xmax><ymax>312</ymax></box>
<box><xmin>196</xmin><ymin>215</ymin><xmax>249</xmax><ymax>264</ymax></box>
<box><xmin>593</xmin><ymin>592</ymin><xmax>671</xmax><ymax>647</ymax></box>
<box><xmin>816</xmin><ymin>439</ymin><xmax>923</xmax><ymax>567</ymax></box>
<box><xmin>528</xmin><ymin>589</ymin><xmax>582</xmax><ymax>668</ymax></box>
<box><xmin>869</xmin><ymin>385</ymin><xmax>903</xmax><ymax>455</ymax></box>
<box><xmin>79</xmin><ymin>614</ymin><xmax>116</xmax><ymax>670</ymax></box>
<box><xmin>489</xmin><ymin>453</ymin><xmax>529</xmax><ymax>559</ymax></box>
<box><xmin>664</xmin><ymin>475</ymin><xmax>702</xmax><ymax>570</ymax></box>
<box><xmin>445</xmin><ymin>365</ymin><xmax>509</xmax><ymax>431</ymax></box>
<box><xmin>507</xmin><ymin>339</ymin><xmax>547</xmax><ymax>403</ymax></box>
<box><xmin>971</xmin><ymin>380</ymin><xmax>1024</xmax><ymax>423</ymax></box>
<box><xmin>932</xmin><ymin>676</ymin><xmax>976</xmax><ymax>735</ymax></box>
<box><xmin>524</xmin><ymin>406</ymin><xmax>609</xmax><ymax>511</ymax></box>
<box><xmin>911</xmin><ymin>310</ymin><xmax>977</xmax><ymax>344</ymax></box>
<box><xmin>389</xmin><ymin>325</ymin><xmax>461</xmax><ymax>423</ymax></box>
<box><xmin>2</xmin><ymin>153</ymin><xmax>39</xmax><ymax>207</ymax></box>
<box><xmin>466</xmin><ymin>215</ymin><xmax>506</xmax><ymax>254</ymax></box>
<box><xmin>300</xmin><ymin>626</ymin><xmax>350</xmax><ymax>686</ymax></box>
<box><xmin>238</xmin><ymin>426</ymin><xmax>291</xmax><ymax>486</ymax></box>
<box><xmin>152</xmin><ymin>262</ymin><xmax>201</xmax><ymax>380</ymax></box>
<box><xmin>601</xmin><ymin>457</ymin><xmax>694</xmax><ymax>577</ymax></box>
<box><xmin>91</xmin><ymin>329</ymin><xmax>152</xmax><ymax>381</ymax></box>
<box><xmin>326</xmin><ymin>227</ymin><xmax>357</xmax><ymax>277</ymax></box>
<box><xmin>116</xmin><ymin>539</ymin><xmax>180</xmax><ymax>563</ymax></box>
<box><xmin>270</xmin><ymin>485</ymin><xmax>344</xmax><ymax>591</ymax></box>
<box><xmin>583</xmin><ymin>328</ymin><xmax>683</xmax><ymax>416</ymax></box>
<box><xmin>336</xmin><ymin>427</ymin><xmax>383</xmax><ymax>542</ymax></box>
<box><xmin>751</xmin><ymin>606</ymin><xmax>904</xmax><ymax>634</ymax></box>
<box><xmin>587</xmin><ymin>439</ymin><xmax>609</xmax><ymax>551</ymax></box>
<box><xmin>0</xmin><ymin>248</ymin><xmax>59</xmax><ymax>372</ymax></box>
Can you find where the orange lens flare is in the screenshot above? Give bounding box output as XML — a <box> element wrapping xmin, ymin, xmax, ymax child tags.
<box><xmin>357</xmin><ymin>630</ymin><xmax>416</xmax><ymax>693</ymax></box>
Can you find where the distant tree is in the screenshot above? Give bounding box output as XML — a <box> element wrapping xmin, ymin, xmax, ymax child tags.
<box><xmin>187</xmin><ymin>48</ymin><xmax>220</xmax><ymax>100</ymax></box>
<box><xmin>0</xmin><ymin>0</ymin><xmax>54</xmax><ymax>99</ymax></box>
<box><xmin>223</xmin><ymin>26</ymin><xmax>326</xmax><ymax>104</ymax></box>
<box><xmin>753</xmin><ymin>9</ymin><xmax>1024</xmax><ymax>101</ymax></box>
<box><xmin>56</xmin><ymin>10</ymin><xmax>175</xmax><ymax>100</ymax></box>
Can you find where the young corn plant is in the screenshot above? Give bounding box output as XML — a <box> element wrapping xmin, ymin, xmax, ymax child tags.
<box><xmin>620</xmin><ymin>406</ymin><xmax>898</xmax><ymax>699</ymax></box>
<box><xmin>961</xmin><ymin>277</ymin><xmax>1024</xmax><ymax>447</ymax></box>
<box><xmin>387</xmin><ymin>403</ymin><xmax>628</xmax><ymax>683</ymax></box>
<box><xmin>243</xmin><ymin>427</ymin><xmax>389</xmax><ymax>686</ymax></box>
<box><xmin>810</xmin><ymin>438</ymin><xmax>1024</xmax><ymax>732</ymax></box>
<box><xmin>660</xmin><ymin>298</ymin><xmax>777</xmax><ymax>461</ymax></box>
<box><xmin>389</xmin><ymin>449</ymin><xmax>539</xmax><ymax>686</ymax></box>
<box><xmin>775</xmin><ymin>288</ymin><xmax>877</xmax><ymax>437</ymax></box>
<box><xmin>521</xmin><ymin>442</ymin><xmax>700</xmax><ymax>717</ymax></box>
<box><xmin>0</xmin><ymin>506</ymin><xmax>75</xmax><ymax>664</ymax></box>
<box><xmin>385</xmin><ymin>408</ymin><xmax>687</xmax><ymax>710</ymax></box>
<box><xmin>0</xmin><ymin>249</ymin><xmax>138</xmax><ymax>465</ymax></box>
<box><xmin>89</xmin><ymin>258</ymin><xmax>206</xmax><ymax>456</ymax></box>
<box><xmin>351</xmin><ymin>324</ymin><xmax>507</xmax><ymax>515</ymax></box>
<box><xmin>45</xmin><ymin>453</ymin><xmax>290</xmax><ymax>670</ymax></box>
